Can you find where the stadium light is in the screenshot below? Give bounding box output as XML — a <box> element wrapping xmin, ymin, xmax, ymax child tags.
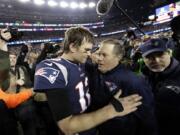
<box><xmin>148</xmin><ymin>15</ymin><xmax>155</xmax><ymax>20</ymax></box>
<box><xmin>19</xmin><ymin>0</ymin><xmax>30</xmax><ymax>3</ymax></box>
<box><xmin>79</xmin><ymin>2</ymin><xmax>87</xmax><ymax>9</ymax></box>
<box><xmin>48</xmin><ymin>0</ymin><xmax>58</xmax><ymax>7</ymax></box>
<box><xmin>70</xmin><ymin>2</ymin><xmax>78</xmax><ymax>9</ymax></box>
<box><xmin>60</xmin><ymin>1</ymin><xmax>69</xmax><ymax>8</ymax></box>
<box><xmin>33</xmin><ymin>0</ymin><xmax>45</xmax><ymax>6</ymax></box>
<box><xmin>89</xmin><ymin>2</ymin><xmax>95</xmax><ymax>8</ymax></box>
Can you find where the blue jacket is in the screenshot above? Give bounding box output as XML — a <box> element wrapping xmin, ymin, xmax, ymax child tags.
<box><xmin>143</xmin><ymin>58</ymin><xmax>180</xmax><ymax>135</ymax></box>
<box><xmin>87</xmin><ymin>64</ymin><xmax>158</xmax><ymax>135</ymax></box>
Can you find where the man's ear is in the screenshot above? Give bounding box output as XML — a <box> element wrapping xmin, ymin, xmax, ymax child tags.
<box><xmin>167</xmin><ymin>49</ymin><xmax>173</xmax><ymax>56</ymax></box>
<box><xmin>117</xmin><ymin>54</ymin><xmax>123</xmax><ymax>61</ymax></box>
<box><xmin>69</xmin><ymin>43</ymin><xmax>78</xmax><ymax>53</ymax></box>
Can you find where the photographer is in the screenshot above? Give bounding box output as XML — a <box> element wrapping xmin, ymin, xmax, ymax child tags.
<box><xmin>16</xmin><ymin>44</ymin><xmax>33</xmax><ymax>87</ymax></box>
<box><xmin>0</xmin><ymin>28</ymin><xmax>38</xmax><ymax>135</ymax></box>
<box><xmin>0</xmin><ymin>28</ymin><xmax>35</xmax><ymax>135</ymax></box>
<box><xmin>36</xmin><ymin>42</ymin><xmax>62</xmax><ymax>65</ymax></box>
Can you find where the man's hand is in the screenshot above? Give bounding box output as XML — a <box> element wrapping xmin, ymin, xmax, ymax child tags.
<box><xmin>21</xmin><ymin>88</ymin><xmax>35</xmax><ymax>96</ymax></box>
<box><xmin>112</xmin><ymin>90</ymin><xmax>142</xmax><ymax>117</ymax></box>
<box><xmin>0</xmin><ymin>28</ymin><xmax>11</xmax><ymax>51</ymax></box>
<box><xmin>16</xmin><ymin>79</ymin><xmax>25</xmax><ymax>86</ymax></box>
<box><xmin>0</xmin><ymin>28</ymin><xmax>11</xmax><ymax>41</ymax></box>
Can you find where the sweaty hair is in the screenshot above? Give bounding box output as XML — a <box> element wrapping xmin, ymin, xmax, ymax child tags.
<box><xmin>101</xmin><ymin>38</ymin><xmax>125</xmax><ymax>58</ymax></box>
<box><xmin>9</xmin><ymin>51</ymin><xmax>18</xmax><ymax>56</ymax></box>
<box><xmin>63</xmin><ymin>27</ymin><xmax>94</xmax><ymax>53</ymax></box>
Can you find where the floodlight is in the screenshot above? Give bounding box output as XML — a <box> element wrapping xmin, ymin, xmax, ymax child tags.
<box><xmin>89</xmin><ymin>2</ymin><xmax>95</xmax><ymax>8</ymax></box>
<box><xmin>148</xmin><ymin>15</ymin><xmax>155</xmax><ymax>20</ymax></box>
<box><xmin>33</xmin><ymin>0</ymin><xmax>45</xmax><ymax>6</ymax></box>
<box><xmin>79</xmin><ymin>2</ymin><xmax>87</xmax><ymax>9</ymax></box>
<box><xmin>19</xmin><ymin>0</ymin><xmax>30</xmax><ymax>3</ymax></box>
<box><xmin>70</xmin><ymin>2</ymin><xmax>78</xmax><ymax>9</ymax></box>
<box><xmin>60</xmin><ymin>1</ymin><xmax>69</xmax><ymax>8</ymax></box>
<box><xmin>48</xmin><ymin>0</ymin><xmax>58</xmax><ymax>7</ymax></box>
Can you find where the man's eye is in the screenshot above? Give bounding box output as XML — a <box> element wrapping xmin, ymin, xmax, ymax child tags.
<box><xmin>85</xmin><ymin>49</ymin><xmax>90</xmax><ymax>52</ymax></box>
<box><xmin>102</xmin><ymin>54</ymin><xmax>106</xmax><ymax>57</ymax></box>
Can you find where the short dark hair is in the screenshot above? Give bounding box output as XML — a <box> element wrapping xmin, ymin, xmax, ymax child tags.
<box><xmin>63</xmin><ymin>27</ymin><xmax>94</xmax><ymax>53</ymax></box>
<box><xmin>101</xmin><ymin>38</ymin><xmax>125</xmax><ymax>57</ymax></box>
<box><xmin>9</xmin><ymin>51</ymin><xmax>17</xmax><ymax>56</ymax></box>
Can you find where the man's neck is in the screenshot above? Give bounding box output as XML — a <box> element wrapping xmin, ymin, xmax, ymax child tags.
<box><xmin>61</xmin><ymin>53</ymin><xmax>75</xmax><ymax>62</ymax></box>
<box><xmin>61</xmin><ymin>53</ymin><xmax>79</xmax><ymax>65</ymax></box>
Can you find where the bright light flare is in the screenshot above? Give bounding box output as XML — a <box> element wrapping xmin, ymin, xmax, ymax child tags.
<box><xmin>79</xmin><ymin>2</ymin><xmax>87</xmax><ymax>9</ymax></box>
<box><xmin>48</xmin><ymin>0</ymin><xmax>58</xmax><ymax>7</ymax></box>
<box><xmin>33</xmin><ymin>0</ymin><xmax>45</xmax><ymax>6</ymax></box>
<box><xmin>19</xmin><ymin>0</ymin><xmax>30</xmax><ymax>3</ymax></box>
<box><xmin>70</xmin><ymin>2</ymin><xmax>78</xmax><ymax>9</ymax></box>
<box><xmin>60</xmin><ymin>1</ymin><xmax>69</xmax><ymax>8</ymax></box>
<box><xmin>89</xmin><ymin>2</ymin><xmax>95</xmax><ymax>8</ymax></box>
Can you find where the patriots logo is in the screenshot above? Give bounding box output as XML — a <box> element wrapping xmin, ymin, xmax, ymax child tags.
<box><xmin>35</xmin><ymin>67</ymin><xmax>60</xmax><ymax>84</ymax></box>
<box><xmin>165</xmin><ymin>85</ymin><xmax>180</xmax><ymax>94</ymax></box>
<box><xmin>105</xmin><ymin>81</ymin><xmax>118</xmax><ymax>92</ymax></box>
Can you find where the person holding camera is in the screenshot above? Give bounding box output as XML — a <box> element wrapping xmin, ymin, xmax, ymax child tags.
<box><xmin>0</xmin><ymin>28</ymin><xmax>35</xmax><ymax>135</ymax></box>
<box><xmin>0</xmin><ymin>28</ymin><xmax>38</xmax><ymax>135</ymax></box>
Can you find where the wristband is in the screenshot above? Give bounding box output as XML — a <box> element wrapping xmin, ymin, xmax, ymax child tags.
<box><xmin>110</xmin><ymin>97</ymin><xmax>124</xmax><ymax>112</ymax></box>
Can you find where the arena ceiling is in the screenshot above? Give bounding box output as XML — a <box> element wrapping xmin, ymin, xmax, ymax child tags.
<box><xmin>0</xmin><ymin>0</ymin><xmax>178</xmax><ymax>32</ymax></box>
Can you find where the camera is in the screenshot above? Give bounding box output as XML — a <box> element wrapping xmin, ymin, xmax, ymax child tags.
<box><xmin>44</xmin><ymin>42</ymin><xmax>61</xmax><ymax>54</ymax></box>
<box><xmin>5</xmin><ymin>27</ymin><xmax>23</xmax><ymax>41</ymax></box>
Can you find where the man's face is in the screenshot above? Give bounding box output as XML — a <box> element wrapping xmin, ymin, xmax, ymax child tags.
<box><xmin>143</xmin><ymin>51</ymin><xmax>171</xmax><ymax>72</ymax></box>
<box><xmin>98</xmin><ymin>43</ymin><xmax>120</xmax><ymax>73</ymax></box>
<box><xmin>9</xmin><ymin>54</ymin><xmax>17</xmax><ymax>67</ymax></box>
<box><xmin>74</xmin><ymin>40</ymin><xmax>93</xmax><ymax>64</ymax></box>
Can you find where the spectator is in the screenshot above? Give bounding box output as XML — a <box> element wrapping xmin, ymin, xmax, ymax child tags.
<box><xmin>0</xmin><ymin>28</ymin><xmax>34</xmax><ymax>135</ymax></box>
<box><xmin>139</xmin><ymin>38</ymin><xmax>180</xmax><ymax>135</ymax></box>
<box><xmin>0</xmin><ymin>28</ymin><xmax>34</xmax><ymax>107</ymax></box>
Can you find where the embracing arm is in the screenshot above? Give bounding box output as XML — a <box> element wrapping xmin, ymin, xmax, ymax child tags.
<box><xmin>46</xmin><ymin>89</ymin><xmax>142</xmax><ymax>135</ymax></box>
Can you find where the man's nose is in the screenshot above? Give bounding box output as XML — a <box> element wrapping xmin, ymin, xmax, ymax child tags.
<box><xmin>87</xmin><ymin>51</ymin><xmax>91</xmax><ymax>57</ymax></box>
<box><xmin>98</xmin><ymin>54</ymin><xmax>103</xmax><ymax>61</ymax></box>
<box><xmin>154</xmin><ymin>57</ymin><xmax>161</xmax><ymax>62</ymax></box>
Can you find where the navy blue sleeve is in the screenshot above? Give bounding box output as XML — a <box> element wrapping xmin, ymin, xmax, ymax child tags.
<box><xmin>45</xmin><ymin>88</ymin><xmax>73</xmax><ymax>121</ymax></box>
<box><xmin>34</xmin><ymin>61</ymin><xmax>73</xmax><ymax>121</ymax></box>
<box><xmin>132</xmin><ymin>76</ymin><xmax>158</xmax><ymax>135</ymax></box>
<box><xmin>34</xmin><ymin>61</ymin><xmax>66</xmax><ymax>91</ymax></box>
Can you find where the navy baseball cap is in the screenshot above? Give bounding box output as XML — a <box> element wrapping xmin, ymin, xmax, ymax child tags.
<box><xmin>139</xmin><ymin>38</ymin><xmax>168</xmax><ymax>57</ymax></box>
